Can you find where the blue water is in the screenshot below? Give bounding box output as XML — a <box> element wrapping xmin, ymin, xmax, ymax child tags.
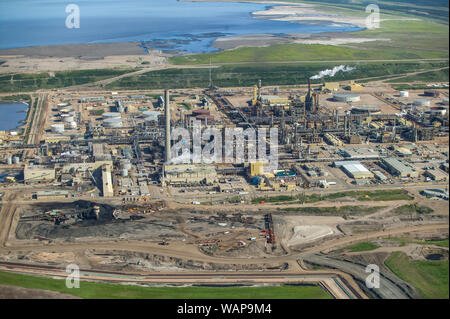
<box><xmin>0</xmin><ymin>103</ymin><xmax>29</xmax><ymax>131</ymax></box>
<box><xmin>0</xmin><ymin>0</ymin><xmax>361</xmax><ymax>53</ymax></box>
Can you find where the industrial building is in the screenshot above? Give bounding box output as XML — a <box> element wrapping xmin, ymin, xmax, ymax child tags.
<box><xmin>34</xmin><ymin>190</ymin><xmax>69</xmax><ymax>200</ymax></box>
<box><xmin>340</xmin><ymin>162</ymin><xmax>374</xmax><ymax>179</ymax></box>
<box><xmin>161</xmin><ymin>164</ymin><xmax>218</xmax><ymax>186</ymax></box>
<box><xmin>381</xmin><ymin>157</ymin><xmax>419</xmax><ymax>178</ymax></box>
<box><xmin>321</xmin><ymin>82</ymin><xmax>340</xmax><ymax>92</ymax></box>
<box><xmin>101</xmin><ymin>164</ymin><xmax>114</xmax><ymax>197</ymax></box>
<box><xmin>424</xmin><ymin>169</ymin><xmax>449</xmax><ymax>182</ymax></box>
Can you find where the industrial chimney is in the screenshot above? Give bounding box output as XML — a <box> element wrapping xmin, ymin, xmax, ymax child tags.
<box><xmin>164</xmin><ymin>89</ymin><xmax>171</xmax><ymax>163</ymax></box>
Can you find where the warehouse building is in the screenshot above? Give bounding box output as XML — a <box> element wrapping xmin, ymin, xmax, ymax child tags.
<box><xmin>34</xmin><ymin>190</ymin><xmax>69</xmax><ymax>200</ymax></box>
<box><xmin>373</xmin><ymin>170</ymin><xmax>388</xmax><ymax>181</ymax></box>
<box><xmin>340</xmin><ymin>162</ymin><xmax>374</xmax><ymax>179</ymax></box>
<box><xmin>381</xmin><ymin>157</ymin><xmax>419</xmax><ymax>178</ymax></box>
<box><xmin>101</xmin><ymin>164</ymin><xmax>114</xmax><ymax>197</ymax></box>
<box><xmin>424</xmin><ymin>169</ymin><xmax>449</xmax><ymax>182</ymax></box>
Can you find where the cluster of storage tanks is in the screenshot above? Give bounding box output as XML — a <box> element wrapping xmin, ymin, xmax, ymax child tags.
<box><xmin>142</xmin><ymin>111</ymin><xmax>161</xmax><ymax>125</ymax></box>
<box><xmin>120</xmin><ymin>159</ymin><xmax>132</xmax><ymax>177</ymax></box>
<box><xmin>4</xmin><ymin>155</ymin><xmax>21</xmax><ymax>165</ymax></box>
<box><xmin>50</xmin><ymin>103</ymin><xmax>78</xmax><ymax>133</ymax></box>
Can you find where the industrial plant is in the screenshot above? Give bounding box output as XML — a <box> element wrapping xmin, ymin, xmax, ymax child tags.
<box><xmin>0</xmin><ymin>74</ymin><xmax>448</xmax><ymax>300</ymax></box>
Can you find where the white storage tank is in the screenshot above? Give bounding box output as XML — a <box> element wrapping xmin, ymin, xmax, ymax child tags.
<box><xmin>414</xmin><ymin>98</ymin><xmax>430</xmax><ymax>107</ymax></box>
<box><xmin>102</xmin><ymin>112</ymin><xmax>121</xmax><ymax>119</ymax></box>
<box><xmin>103</xmin><ymin>118</ymin><xmax>123</xmax><ymax>128</ymax></box>
<box><xmin>69</xmin><ymin>121</ymin><xmax>77</xmax><ymax>129</ymax></box>
<box><xmin>51</xmin><ymin>124</ymin><xmax>65</xmax><ymax>134</ymax></box>
<box><xmin>63</xmin><ymin>115</ymin><xmax>74</xmax><ymax>123</ymax></box>
<box><xmin>400</xmin><ymin>91</ymin><xmax>409</xmax><ymax>97</ymax></box>
<box><xmin>333</xmin><ymin>93</ymin><xmax>360</xmax><ymax>103</ymax></box>
<box><xmin>120</xmin><ymin>159</ymin><xmax>132</xmax><ymax>170</ymax></box>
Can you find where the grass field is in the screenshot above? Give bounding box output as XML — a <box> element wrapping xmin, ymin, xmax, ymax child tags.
<box><xmin>107</xmin><ymin>61</ymin><xmax>447</xmax><ymax>90</ymax></box>
<box><xmin>336</xmin><ymin>242</ymin><xmax>380</xmax><ymax>253</ymax></box>
<box><xmin>253</xmin><ymin>189</ymin><xmax>413</xmax><ymax>205</ymax></box>
<box><xmin>0</xmin><ymin>68</ymin><xmax>137</xmax><ymax>93</ymax></box>
<box><xmin>280</xmin><ymin>205</ymin><xmax>383</xmax><ymax>217</ymax></box>
<box><xmin>385</xmin><ymin>252</ymin><xmax>449</xmax><ymax>299</ymax></box>
<box><xmin>392</xmin><ymin>204</ymin><xmax>434</xmax><ymax>216</ymax></box>
<box><xmin>167</xmin><ymin>0</ymin><xmax>448</xmax><ymax>67</ymax></box>
<box><xmin>386</xmin><ymin>68</ymin><xmax>449</xmax><ymax>83</ymax></box>
<box><xmin>0</xmin><ymin>271</ymin><xmax>331</xmax><ymax>299</ymax></box>
<box><xmin>387</xmin><ymin>237</ymin><xmax>449</xmax><ymax>247</ymax></box>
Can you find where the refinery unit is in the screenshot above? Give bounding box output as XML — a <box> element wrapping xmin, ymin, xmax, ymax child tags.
<box><xmin>0</xmin><ymin>79</ymin><xmax>448</xmax><ymax>200</ymax></box>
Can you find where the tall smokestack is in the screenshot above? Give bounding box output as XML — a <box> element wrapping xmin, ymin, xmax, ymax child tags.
<box><xmin>164</xmin><ymin>89</ymin><xmax>171</xmax><ymax>163</ymax></box>
<box><xmin>257</xmin><ymin>79</ymin><xmax>262</xmax><ymax>101</ymax></box>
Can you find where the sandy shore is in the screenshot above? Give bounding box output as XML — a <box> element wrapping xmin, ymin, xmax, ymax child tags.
<box><xmin>0</xmin><ymin>42</ymin><xmax>169</xmax><ymax>73</ymax></box>
<box><xmin>213</xmin><ymin>32</ymin><xmax>390</xmax><ymax>50</ymax></box>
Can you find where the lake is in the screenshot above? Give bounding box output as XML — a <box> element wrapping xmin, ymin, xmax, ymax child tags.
<box><xmin>0</xmin><ymin>0</ymin><xmax>361</xmax><ymax>53</ymax></box>
<box><xmin>0</xmin><ymin>102</ymin><xmax>29</xmax><ymax>131</ymax></box>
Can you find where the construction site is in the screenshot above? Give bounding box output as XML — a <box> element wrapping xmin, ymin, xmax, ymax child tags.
<box><xmin>0</xmin><ymin>74</ymin><xmax>448</xmax><ymax>299</ymax></box>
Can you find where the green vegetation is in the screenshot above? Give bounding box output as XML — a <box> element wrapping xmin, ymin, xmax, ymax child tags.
<box><xmin>0</xmin><ymin>271</ymin><xmax>331</xmax><ymax>299</ymax></box>
<box><xmin>336</xmin><ymin>242</ymin><xmax>380</xmax><ymax>253</ymax></box>
<box><xmin>391</xmin><ymin>84</ymin><xmax>449</xmax><ymax>91</ymax></box>
<box><xmin>107</xmin><ymin>61</ymin><xmax>447</xmax><ymax>90</ymax></box>
<box><xmin>0</xmin><ymin>94</ymin><xmax>31</xmax><ymax>104</ymax></box>
<box><xmin>392</xmin><ymin>204</ymin><xmax>434</xmax><ymax>216</ymax></box>
<box><xmin>387</xmin><ymin>237</ymin><xmax>449</xmax><ymax>247</ymax></box>
<box><xmin>386</xmin><ymin>68</ymin><xmax>449</xmax><ymax>83</ymax></box>
<box><xmin>253</xmin><ymin>189</ymin><xmax>413</xmax><ymax>204</ymax></box>
<box><xmin>385</xmin><ymin>252</ymin><xmax>449</xmax><ymax>299</ymax></box>
<box><xmin>89</xmin><ymin>109</ymin><xmax>105</xmax><ymax>116</ymax></box>
<box><xmin>0</xmin><ymin>69</ymin><xmax>136</xmax><ymax>93</ymax></box>
<box><xmin>280</xmin><ymin>205</ymin><xmax>383</xmax><ymax>217</ymax></box>
<box><xmin>170</xmin><ymin>43</ymin><xmax>447</xmax><ymax>65</ymax></box>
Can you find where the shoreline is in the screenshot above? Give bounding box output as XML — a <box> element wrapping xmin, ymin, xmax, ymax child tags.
<box><xmin>0</xmin><ymin>0</ymin><xmax>398</xmax><ymax>72</ymax></box>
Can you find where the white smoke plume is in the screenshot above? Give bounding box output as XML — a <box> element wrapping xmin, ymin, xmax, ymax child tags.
<box><xmin>310</xmin><ymin>65</ymin><xmax>355</xmax><ymax>80</ymax></box>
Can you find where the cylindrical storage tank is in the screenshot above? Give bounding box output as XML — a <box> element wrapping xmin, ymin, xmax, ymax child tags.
<box><xmin>424</xmin><ymin>90</ymin><xmax>440</xmax><ymax>98</ymax></box>
<box><xmin>351</xmin><ymin>105</ymin><xmax>381</xmax><ymax>114</ymax></box>
<box><xmin>120</xmin><ymin>159</ymin><xmax>132</xmax><ymax>170</ymax></box>
<box><xmin>399</xmin><ymin>91</ymin><xmax>409</xmax><ymax>97</ymax></box>
<box><xmin>63</xmin><ymin>115</ymin><xmax>74</xmax><ymax>123</ymax></box>
<box><xmin>103</xmin><ymin>118</ymin><xmax>123</xmax><ymax>128</ymax></box>
<box><xmin>59</xmin><ymin>107</ymin><xmax>73</xmax><ymax>113</ymax></box>
<box><xmin>51</xmin><ymin>124</ymin><xmax>65</xmax><ymax>134</ymax></box>
<box><xmin>333</xmin><ymin>93</ymin><xmax>360</xmax><ymax>103</ymax></box>
<box><xmin>69</xmin><ymin>121</ymin><xmax>77</xmax><ymax>129</ymax></box>
<box><xmin>121</xmin><ymin>168</ymin><xmax>129</xmax><ymax>177</ymax></box>
<box><xmin>13</xmin><ymin>156</ymin><xmax>20</xmax><ymax>164</ymax></box>
<box><xmin>142</xmin><ymin>110</ymin><xmax>160</xmax><ymax>117</ymax></box>
<box><xmin>102</xmin><ymin>112</ymin><xmax>121</xmax><ymax>119</ymax></box>
<box><xmin>428</xmin><ymin>107</ymin><xmax>447</xmax><ymax>116</ymax></box>
<box><xmin>414</xmin><ymin>98</ymin><xmax>430</xmax><ymax>107</ymax></box>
